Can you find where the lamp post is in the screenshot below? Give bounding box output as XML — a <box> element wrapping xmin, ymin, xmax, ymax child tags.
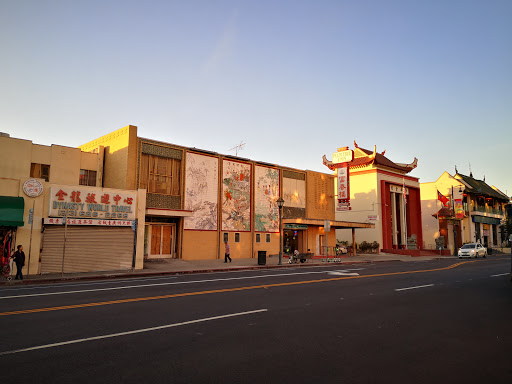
<box><xmin>277</xmin><ymin>197</ymin><xmax>284</xmax><ymax>265</ymax></box>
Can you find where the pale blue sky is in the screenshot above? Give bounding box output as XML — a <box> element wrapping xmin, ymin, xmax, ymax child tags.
<box><xmin>1</xmin><ymin>0</ymin><xmax>510</xmax><ymax>196</ymax></box>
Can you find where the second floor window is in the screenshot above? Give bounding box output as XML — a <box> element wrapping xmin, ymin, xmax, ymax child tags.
<box><xmin>79</xmin><ymin>169</ymin><xmax>97</xmax><ymax>186</ymax></box>
<box><xmin>140</xmin><ymin>154</ymin><xmax>181</xmax><ymax>195</ymax></box>
<box><xmin>30</xmin><ymin>163</ymin><xmax>50</xmax><ymax>182</ymax></box>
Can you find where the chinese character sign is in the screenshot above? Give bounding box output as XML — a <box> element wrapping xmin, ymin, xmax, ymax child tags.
<box><xmin>337</xmin><ymin>166</ymin><xmax>350</xmax><ymax>202</ymax></box>
<box><xmin>49</xmin><ymin>186</ymin><xmax>137</xmax><ymax>220</ymax></box>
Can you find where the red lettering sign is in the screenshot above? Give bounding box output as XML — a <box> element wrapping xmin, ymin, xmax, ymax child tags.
<box><xmin>86</xmin><ymin>193</ymin><xmax>97</xmax><ymax>203</ymax></box>
<box><xmin>55</xmin><ymin>189</ymin><xmax>68</xmax><ymax>201</ymax></box>
<box><xmin>101</xmin><ymin>194</ymin><xmax>110</xmax><ymax>204</ymax></box>
<box><xmin>124</xmin><ymin>197</ymin><xmax>133</xmax><ymax>205</ymax></box>
<box><xmin>71</xmin><ymin>191</ymin><xmax>81</xmax><ymax>202</ymax></box>
<box><xmin>113</xmin><ymin>194</ymin><xmax>121</xmax><ymax>205</ymax></box>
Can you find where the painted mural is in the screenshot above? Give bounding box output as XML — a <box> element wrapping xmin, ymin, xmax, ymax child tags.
<box><xmin>283</xmin><ymin>177</ymin><xmax>306</xmax><ymax>208</ymax></box>
<box><xmin>222</xmin><ymin>160</ymin><xmax>251</xmax><ymax>231</ymax></box>
<box><xmin>184</xmin><ymin>153</ymin><xmax>219</xmax><ymax>230</ymax></box>
<box><xmin>254</xmin><ymin>166</ymin><xmax>280</xmax><ymax>232</ymax></box>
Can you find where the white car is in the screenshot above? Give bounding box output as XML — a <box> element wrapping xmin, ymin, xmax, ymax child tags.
<box><xmin>458</xmin><ymin>243</ymin><xmax>487</xmax><ymax>259</ymax></box>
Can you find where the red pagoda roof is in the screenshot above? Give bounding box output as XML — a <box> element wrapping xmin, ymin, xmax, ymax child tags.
<box><xmin>323</xmin><ymin>142</ymin><xmax>418</xmax><ymax>174</ymax></box>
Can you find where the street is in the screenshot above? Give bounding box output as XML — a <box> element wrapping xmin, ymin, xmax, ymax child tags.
<box><xmin>1</xmin><ymin>257</ymin><xmax>512</xmax><ymax>383</ymax></box>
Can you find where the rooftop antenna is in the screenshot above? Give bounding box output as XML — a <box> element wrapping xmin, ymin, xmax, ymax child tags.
<box><xmin>469</xmin><ymin>162</ymin><xmax>473</xmax><ymax>178</ymax></box>
<box><xmin>229</xmin><ymin>141</ymin><xmax>246</xmax><ymax>156</ymax></box>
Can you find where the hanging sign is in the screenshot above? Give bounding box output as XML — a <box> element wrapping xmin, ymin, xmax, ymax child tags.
<box><xmin>332</xmin><ymin>150</ymin><xmax>354</xmax><ymax>164</ymax></box>
<box><xmin>337</xmin><ymin>166</ymin><xmax>349</xmax><ymax>201</ymax></box>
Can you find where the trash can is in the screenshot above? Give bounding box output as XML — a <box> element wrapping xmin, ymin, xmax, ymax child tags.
<box><xmin>258</xmin><ymin>250</ymin><xmax>266</xmax><ymax>265</ymax></box>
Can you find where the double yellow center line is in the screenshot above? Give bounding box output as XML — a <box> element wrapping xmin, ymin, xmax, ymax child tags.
<box><xmin>0</xmin><ymin>261</ymin><xmax>474</xmax><ymax>317</ymax></box>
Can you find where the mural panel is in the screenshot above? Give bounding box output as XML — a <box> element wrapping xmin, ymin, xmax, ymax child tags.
<box><xmin>184</xmin><ymin>153</ymin><xmax>218</xmax><ymax>230</ymax></box>
<box><xmin>283</xmin><ymin>178</ymin><xmax>306</xmax><ymax>208</ymax></box>
<box><xmin>222</xmin><ymin>160</ymin><xmax>251</xmax><ymax>231</ymax></box>
<box><xmin>254</xmin><ymin>166</ymin><xmax>280</xmax><ymax>232</ymax></box>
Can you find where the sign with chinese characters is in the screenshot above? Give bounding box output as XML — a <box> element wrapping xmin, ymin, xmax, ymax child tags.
<box><xmin>337</xmin><ymin>166</ymin><xmax>350</xmax><ymax>200</ymax></box>
<box><xmin>44</xmin><ymin>218</ymin><xmax>134</xmax><ymax>226</ymax></box>
<box><xmin>332</xmin><ymin>150</ymin><xmax>354</xmax><ymax>164</ymax></box>
<box><xmin>23</xmin><ymin>179</ymin><xmax>44</xmax><ymax>197</ymax></box>
<box><xmin>48</xmin><ymin>186</ymin><xmax>136</xmax><ymax>220</ymax></box>
<box><xmin>390</xmin><ymin>185</ymin><xmax>409</xmax><ymax>195</ymax></box>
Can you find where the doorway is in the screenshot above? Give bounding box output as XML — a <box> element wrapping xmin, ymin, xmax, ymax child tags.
<box><xmin>284</xmin><ymin>229</ymin><xmax>303</xmax><ymax>255</ymax></box>
<box><xmin>148</xmin><ymin>224</ymin><xmax>176</xmax><ymax>258</ymax></box>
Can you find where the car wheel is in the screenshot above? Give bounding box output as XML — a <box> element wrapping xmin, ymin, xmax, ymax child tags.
<box><xmin>458</xmin><ymin>257</ymin><xmax>462</xmax><ymax>259</ymax></box>
<box><xmin>483</xmin><ymin>252</ymin><xmax>487</xmax><ymax>258</ymax></box>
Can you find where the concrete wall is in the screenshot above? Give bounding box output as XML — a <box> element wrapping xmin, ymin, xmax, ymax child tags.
<box><xmin>79</xmin><ymin>125</ymin><xmax>138</xmax><ymax>190</ymax></box>
<box><xmin>335</xmin><ymin>169</ymin><xmax>380</xmax><ymax>245</ymax></box>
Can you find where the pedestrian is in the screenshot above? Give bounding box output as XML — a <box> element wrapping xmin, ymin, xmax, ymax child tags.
<box><xmin>12</xmin><ymin>244</ymin><xmax>25</xmax><ymax>280</ymax></box>
<box><xmin>224</xmin><ymin>241</ymin><xmax>232</xmax><ymax>263</ymax></box>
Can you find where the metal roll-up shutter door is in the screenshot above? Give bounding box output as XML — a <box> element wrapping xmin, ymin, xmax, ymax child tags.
<box><xmin>40</xmin><ymin>226</ymin><xmax>134</xmax><ymax>274</ymax></box>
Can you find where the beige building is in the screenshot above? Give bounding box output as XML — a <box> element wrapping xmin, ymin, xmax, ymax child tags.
<box><xmin>330</xmin><ymin>143</ymin><xmax>422</xmax><ymax>253</ymax></box>
<box><xmin>80</xmin><ymin>126</ymin><xmax>373</xmax><ymax>261</ymax></box>
<box><xmin>421</xmin><ymin>170</ymin><xmax>509</xmax><ymax>254</ymax></box>
<box><xmin>0</xmin><ymin>133</ymin><xmax>145</xmax><ymax>277</ymax></box>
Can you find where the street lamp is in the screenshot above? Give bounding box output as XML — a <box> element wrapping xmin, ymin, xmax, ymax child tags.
<box><xmin>277</xmin><ymin>197</ymin><xmax>285</xmax><ymax>265</ymax></box>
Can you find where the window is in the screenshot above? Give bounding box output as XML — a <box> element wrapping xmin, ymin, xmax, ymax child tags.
<box><xmin>266</xmin><ymin>234</ymin><xmax>271</xmax><ymax>243</ymax></box>
<box><xmin>79</xmin><ymin>170</ymin><xmax>97</xmax><ymax>186</ymax></box>
<box><xmin>223</xmin><ymin>233</ymin><xmax>229</xmax><ymax>243</ymax></box>
<box><xmin>30</xmin><ymin>163</ymin><xmax>50</xmax><ymax>182</ymax></box>
<box><xmin>235</xmin><ymin>233</ymin><xmax>240</xmax><ymax>243</ymax></box>
<box><xmin>256</xmin><ymin>234</ymin><xmax>261</xmax><ymax>243</ymax></box>
<box><xmin>140</xmin><ymin>154</ymin><xmax>181</xmax><ymax>195</ymax></box>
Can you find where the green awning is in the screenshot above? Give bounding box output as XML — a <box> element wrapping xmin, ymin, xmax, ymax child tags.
<box><xmin>472</xmin><ymin>215</ymin><xmax>501</xmax><ymax>225</ymax></box>
<box><xmin>0</xmin><ymin>196</ymin><xmax>24</xmax><ymax>227</ymax></box>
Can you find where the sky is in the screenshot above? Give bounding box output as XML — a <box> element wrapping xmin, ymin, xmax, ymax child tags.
<box><xmin>1</xmin><ymin>0</ymin><xmax>511</xmax><ymax>197</ymax></box>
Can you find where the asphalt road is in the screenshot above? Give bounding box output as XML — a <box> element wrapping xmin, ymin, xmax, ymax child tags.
<box><xmin>1</xmin><ymin>257</ymin><xmax>511</xmax><ymax>384</ymax></box>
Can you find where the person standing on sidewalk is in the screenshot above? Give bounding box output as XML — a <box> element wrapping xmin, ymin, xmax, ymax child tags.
<box><xmin>224</xmin><ymin>241</ymin><xmax>232</xmax><ymax>263</ymax></box>
<box><xmin>12</xmin><ymin>245</ymin><xmax>25</xmax><ymax>280</ymax></box>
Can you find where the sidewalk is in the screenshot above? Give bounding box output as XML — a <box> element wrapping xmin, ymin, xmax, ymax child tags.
<box><xmin>2</xmin><ymin>250</ymin><xmax>510</xmax><ymax>285</ymax></box>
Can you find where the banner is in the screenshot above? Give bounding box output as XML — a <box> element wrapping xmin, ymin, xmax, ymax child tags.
<box><xmin>454</xmin><ymin>198</ymin><xmax>464</xmax><ymax>219</ymax></box>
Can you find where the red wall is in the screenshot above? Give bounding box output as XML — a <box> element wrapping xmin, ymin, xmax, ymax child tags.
<box><xmin>380</xmin><ymin>180</ymin><xmax>423</xmax><ymax>250</ymax></box>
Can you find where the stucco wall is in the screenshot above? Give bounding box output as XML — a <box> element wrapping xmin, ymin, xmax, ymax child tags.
<box><xmin>79</xmin><ymin>125</ymin><xmax>138</xmax><ymax>190</ymax></box>
<box><xmin>0</xmin><ymin>137</ymin><xmax>32</xmax><ymax>179</ymax></box>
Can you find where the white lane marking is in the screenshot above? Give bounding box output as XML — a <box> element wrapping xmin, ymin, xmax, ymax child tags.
<box><xmin>0</xmin><ymin>276</ymin><xmax>179</xmax><ymax>293</ymax></box>
<box><xmin>327</xmin><ymin>270</ymin><xmax>360</xmax><ymax>276</ymax></box>
<box><xmin>0</xmin><ymin>309</ymin><xmax>267</xmax><ymax>356</ymax></box>
<box><xmin>0</xmin><ymin>269</ymin><xmax>364</xmax><ymax>299</ymax></box>
<box><xmin>490</xmin><ymin>273</ymin><xmax>509</xmax><ymax>277</ymax></box>
<box><xmin>395</xmin><ymin>284</ymin><xmax>434</xmax><ymax>292</ymax></box>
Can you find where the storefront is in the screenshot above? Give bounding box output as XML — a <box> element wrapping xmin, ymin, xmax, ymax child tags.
<box><xmin>0</xmin><ymin>196</ymin><xmax>24</xmax><ymax>277</ymax></box>
<box><xmin>40</xmin><ymin>186</ymin><xmax>141</xmax><ymax>274</ymax></box>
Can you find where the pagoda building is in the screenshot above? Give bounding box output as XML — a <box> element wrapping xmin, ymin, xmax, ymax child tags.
<box><xmin>328</xmin><ymin>142</ymin><xmax>422</xmax><ymax>253</ymax></box>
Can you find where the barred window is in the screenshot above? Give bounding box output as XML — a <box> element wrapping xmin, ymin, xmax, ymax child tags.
<box><xmin>140</xmin><ymin>154</ymin><xmax>181</xmax><ymax>195</ymax></box>
<box><xmin>79</xmin><ymin>169</ymin><xmax>97</xmax><ymax>186</ymax></box>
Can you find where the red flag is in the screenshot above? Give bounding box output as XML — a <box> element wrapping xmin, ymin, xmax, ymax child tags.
<box><xmin>437</xmin><ymin>190</ymin><xmax>449</xmax><ymax>207</ymax></box>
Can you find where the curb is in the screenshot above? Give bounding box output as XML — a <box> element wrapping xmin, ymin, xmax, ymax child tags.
<box><xmin>0</xmin><ymin>259</ymin><xmax>409</xmax><ymax>286</ymax></box>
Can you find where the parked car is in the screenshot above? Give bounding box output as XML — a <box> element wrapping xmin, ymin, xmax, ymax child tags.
<box><xmin>458</xmin><ymin>243</ymin><xmax>487</xmax><ymax>259</ymax></box>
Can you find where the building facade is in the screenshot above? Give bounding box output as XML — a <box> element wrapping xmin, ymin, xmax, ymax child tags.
<box><xmin>421</xmin><ymin>170</ymin><xmax>509</xmax><ymax>254</ymax></box>
<box><xmin>0</xmin><ymin>133</ymin><xmax>145</xmax><ymax>276</ymax></box>
<box><xmin>331</xmin><ymin>143</ymin><xmax>422</xmax><ymax>253</ymax></box>
<box><xmin>80</xmin><ymin>126</ymin><xmax>373</xmax><ymax>261</ymax></box>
